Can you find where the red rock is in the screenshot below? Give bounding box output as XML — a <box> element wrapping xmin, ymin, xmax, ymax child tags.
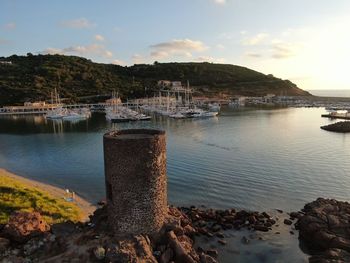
<box><xmin>3</xmin><ymin>211</ymin><xmax>50</xmax><ymax>243</ymax></box>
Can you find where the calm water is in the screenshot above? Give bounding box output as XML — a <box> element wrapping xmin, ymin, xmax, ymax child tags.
<box><xmin>0</xmin><ymin>107</ymin><xmax>349</xmax><ymax>212</ymax></box>
<box><xmin>1</xmin><ymin>107</ymin><xmax>349</xmax><ymax>262</ymax></box>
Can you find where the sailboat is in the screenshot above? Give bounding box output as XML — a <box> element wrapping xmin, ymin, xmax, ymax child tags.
<box><xmin>46</xmin><ymin>88</ymin><xmax>65</xmax><ymax>119</ymax></box>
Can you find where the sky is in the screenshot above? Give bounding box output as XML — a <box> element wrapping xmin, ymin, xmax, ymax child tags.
<box><xmin>1</xmin><ymin>0</ymin><xmax>350</xmax><ymax>90</ymax></box>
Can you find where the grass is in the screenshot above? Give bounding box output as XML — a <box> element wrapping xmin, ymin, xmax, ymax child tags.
<box><xmin>0</xmin><ymin>175</ymin><xmax>83</xmax><ymax>224</ymax></box>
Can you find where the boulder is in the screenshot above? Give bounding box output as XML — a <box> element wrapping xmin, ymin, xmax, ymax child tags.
<box><xmin>167</xmin><ymin>231</ymin><xmax>196</xmax><ymax>263</ymax></box>
<box><xmin>105</xmin><ymin>236</ymin><xmax>157</xmax><ymax>263</ymax></box>
<box><xmin>283</xmin><ymin>219</ymin><xmax>293</xmax><ymax>225</ymax></box>
<box><xmin>3</xmin><ymin>211</ymin><xmax>50</xmax><ymax>243</ymax></box>
<box><xmin>297</xmin><ymin>198</ymin><xmax>350</xmax><ymax>262</ymax></box>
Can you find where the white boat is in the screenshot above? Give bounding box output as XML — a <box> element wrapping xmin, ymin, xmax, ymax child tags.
<box><xmin>106</xmin><ymin>111</ymin><xmax>131</xmax><ymax>122</ymax></box>
<box><xmin>46</xmin><ymin>107</ymin><xmax>65</xmax><ymax>119</ymax></box>
<box><xmin>137</xmin><ymin>113</ymin><xmax>152</xmax><ymax>121</ymax></box>
<box><xmin>208</xmin><ymin>103</ymin><xmax>221</xmax><ymax>112</ymax></box>
<box><xmin>169</xmin><ymin>112</ymin><xmax>186</xmax><ymax>119</ymax></box>
<box><xmin>62</xmin><ymin>112</ymin><xmax>87</xmax><ymax>121</ymax></box>
<box><xmin>192</xmin><ymin>111</ymin><xmax>218</xmax><ymax>118</ymax></box>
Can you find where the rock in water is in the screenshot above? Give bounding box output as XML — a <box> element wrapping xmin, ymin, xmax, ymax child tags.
<box><xmin>297</xmin><ymin>198</ymin><xmax>350</xmax><ymax>262</ymax></box>
<box><xmin>283</xmin><ymin>219</ymin><xmax>293</xmax><ymax>225</ymax></box>
<box><xmin>3</xmin><ymin>212</ymin><xmax>50</xmax><ymax>243</ymax></box>
<box><xmin>321</xmin><ymin>121</ymin><xmax>350</xmax><ymax>133</ymax></box>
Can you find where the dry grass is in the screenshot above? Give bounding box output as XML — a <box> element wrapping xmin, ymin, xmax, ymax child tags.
<box><xmin>0</xmin><ymin>174</ymin><xmax>83</xmax><ymax>224</ymax></box>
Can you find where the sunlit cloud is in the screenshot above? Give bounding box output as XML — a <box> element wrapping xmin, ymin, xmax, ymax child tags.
<box><xmin>42</xmin><ymin>47</ymin><xmax>63</xmax><ymax>55</ymax></box>
<box><xmin>41</xmin><ymin>44</ymin><xmax>113</xmax><ymax>58</ymax></box>
<box><xmin>242</xmin><ymin>33</ymin><xmax>269</xmax><ymax>46</ymax></box>
<box><xmin>112</xmin><ymin>59</ymin><xmax>126</xmax><ymax>66</ymax></box>
<box><xmin>150</xmin><ymin>51</ymin><xmax>169</xmax><ymax>60</ymax></box>
<box><xmin>245</xmin><ymin>52</ymin><xmax>262</xmax><ymax>58</ymax></box>
<box><xmin>94</xmin><ymin>34</ymin><xmax>105</xmax><ymax>42</ymax></box>
<box><xmin>150</xmin><ymin>39</ymin><xmax>208</xmax><ymax>59</ymax></box>
<box><xmin>132</xmin><ymin>54</ymin><xmax>146</xmax><ymax>64</ymax></box>
<box><xmin>195</xmin><ymin>56</ymin><xmax>226</xmax><ymax>63</ymax></box>
<box><xmin>60</xmin><ymin>18</ymin><xmax>95</xmax><ymax>29</ymax></box>
<box><xmin>271</xmin><ymin>41</ymin><xmax>300</xmax><ymax>59</ymax></box>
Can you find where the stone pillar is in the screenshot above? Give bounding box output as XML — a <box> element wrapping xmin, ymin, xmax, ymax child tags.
<box><xmin>103</xmin><ymin>129</ymin><xmax>167</xmax><ymax>236</ymax></box>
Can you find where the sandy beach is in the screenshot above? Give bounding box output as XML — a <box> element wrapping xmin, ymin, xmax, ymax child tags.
<box><xmin>0</xmin><ymin>168</ymin><xmax>96</xmax><ymax>221</ymax></box>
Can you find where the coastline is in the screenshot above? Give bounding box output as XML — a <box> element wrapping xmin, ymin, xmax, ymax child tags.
<box><xmin>0</xmin><ymin>168</ymin><xmax>96</xmax><ymax>221</ymax></box>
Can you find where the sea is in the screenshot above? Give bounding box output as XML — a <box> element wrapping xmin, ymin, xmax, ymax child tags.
<box><xmin>1</xmin><ymin>106</ymin><xmax>349</xmax><ymax>262</ymax></box>
<box><xmin>308</xmin><ymin>89</ymin><xmax>350</xmax><ymax>97</ymax></box>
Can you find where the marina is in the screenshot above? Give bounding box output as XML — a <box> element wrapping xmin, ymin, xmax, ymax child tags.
<box><xmin>0</xmin><ymin>107</ymin><xmax>349</xmax><ymax>212</ymax></box>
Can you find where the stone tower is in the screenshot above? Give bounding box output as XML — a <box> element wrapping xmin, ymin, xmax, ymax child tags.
<box><xmin>103</xmin><ymin>129</ymin><xmax>167</xmax><ymax>236</ymax></box>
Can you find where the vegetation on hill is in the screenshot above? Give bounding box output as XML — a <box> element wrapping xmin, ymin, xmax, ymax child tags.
<box><xmin>0</xmin><ymin>172</ymin><xmax>82</xmax><ymax>224</ymax></box>
<box><xmin>0</xmin><ymin>54</ymin><xmax>310</xmax><ymax>105</ymax></box>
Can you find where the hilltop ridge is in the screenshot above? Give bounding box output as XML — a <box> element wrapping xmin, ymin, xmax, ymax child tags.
<box><xmin>0</xmin><ymin>54</ymin><xmax>310</xmax><ymax>105</ymax></box>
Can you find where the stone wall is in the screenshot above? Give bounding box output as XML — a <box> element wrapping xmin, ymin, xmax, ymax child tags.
<box><xmin>103</xmin><ymin>129</ymin><xmax>167</xmax><ymax>236</ymax></box>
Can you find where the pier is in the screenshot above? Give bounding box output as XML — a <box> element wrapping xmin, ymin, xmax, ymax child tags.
<box><xmin>321</xmin><ymin>113</ymin><xmax>350</xmax><ymax>120</ymax></box>
<box><xmin>0</xmin><ymin>102</ymin><xmax>140</xmax><ymax>116</ymax></box>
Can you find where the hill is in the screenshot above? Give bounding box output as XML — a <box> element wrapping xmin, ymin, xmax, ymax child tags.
<box><xmin>0</xmin><ymin>54</ymin><xmax>310</xmax><ymax>105</ymax></box>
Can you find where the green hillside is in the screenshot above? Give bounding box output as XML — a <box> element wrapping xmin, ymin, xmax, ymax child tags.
<box><xmin>0</xmin><ymin>54</ymin><xmax>310</xmax><ymax>105</ymax></box>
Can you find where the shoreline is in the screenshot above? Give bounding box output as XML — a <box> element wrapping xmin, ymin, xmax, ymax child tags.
<box><xmin>0</xmin><ymin>168</ymin><xmax>96</xmax><ymax>221</ymax></box>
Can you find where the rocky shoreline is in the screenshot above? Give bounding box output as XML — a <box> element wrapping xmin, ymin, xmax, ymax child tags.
<box><xmin>0</xmin><ymin>202</ymin><xmax>300</xmax><ymax>263</ymax></box>
<box><xmin>320</xmin><ymin>121</ymin><xmax>350</xmax><ymax>133</ymax></box>
<box><xmin>1</xmin><ymin>198</ymin><xmax>349</xmax><ymax>262</ymax></box>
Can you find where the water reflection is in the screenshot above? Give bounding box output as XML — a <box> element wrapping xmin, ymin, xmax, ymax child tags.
<box><xmin>1</xmin><ymin>107</ymin><xmax>349</xmax><ymax>262</ymax></box>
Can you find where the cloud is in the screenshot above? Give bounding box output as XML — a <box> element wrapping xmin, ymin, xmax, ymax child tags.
<box><xmin>216</xmin><ymin>44</ymin><xmax>225</xmax><ymax>50</ymax></box>
<box><xmin>242</xmin><ymin>33</ymin><xmax>269</xmax><ymax>46</ymax></box>
<box><xmin>195</xmin><ymin>56</ymin><xmax>226</xmax><ymax>63</ymax></box>
<box><xmin>271</xmin><ymin>41</ymin><xmax>300</xmax><ymax>59</ymax></box>
<box><xmin>94</xmin><ymin>34</ymin><xmax>105</xmax><ymax>41</ymax></box>
<box><xmin>132</xmin><ymin>54</ymin><xmax>146</xmax><ymax>64</ymax></box>
<box><xmin>150</xmin><ymin>51</ymin><xmax>169</xmax><ymax>60</ymax></box>
<box><xmin>61</xmin><ymin>18</ymin><xmax>94</xmax><ymax>29</ymax></box>
<box><xmin>150</xmin><ymin>38</ymin><xmax>208</xmax><ymax>59</ymax></box>
<box><xmin>213</xmin><ymin>0</ymin><xmax>226</xmax><ymax>4</ymax></box>
<box><xmin>4</xmin><ymin>22</ymin><xmax>16</xmax><ymax>30</ymax></box>
<box><xmin>43</xmin><ymin>48</ymin><xmax>63</xmax><ymax>55</ymax></box>
<box><xmin>42</xmin><ymin>44</ymin><xmax>113</xmax><ymax>58</ymax></box>
<box><xmin>112</xmin><ymin>59</ymin><xmax>126</xmax><ymax>66</ymax></box>
<box><xmin>245</xmin><ymin>52</ymin><xmax>262</xmax><ymax>58</ymax></box>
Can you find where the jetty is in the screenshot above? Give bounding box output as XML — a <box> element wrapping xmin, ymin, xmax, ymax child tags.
<box><xmin>0</xmin><ymin>102</ymin><xmax>140</xmax><ymax>116</ymax></box>
<box><xmin>321</xmin><ymin>113</ymin><xmax>350</xmax><ymax>120</ymax></box>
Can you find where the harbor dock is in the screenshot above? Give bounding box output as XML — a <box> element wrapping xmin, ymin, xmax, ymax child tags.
<box><xmin>321</xmin><ymin>113</ymin><xmax>350</xmax><ymax>120</ymax></box>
